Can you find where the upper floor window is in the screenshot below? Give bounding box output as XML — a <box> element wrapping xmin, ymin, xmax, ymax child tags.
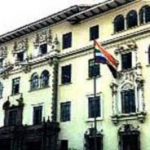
<box><xmin>39</xmin><ymin>43</ymin><xmax>47</xmax><ymax>55</ymax></box>
<box><xmin>0</xmin><ymin>59</ymin><xmax>4</xmax><ymax>68</ymax></box>
<box><xmin>40</xmin><ymin>70</ymin><xmax>49</xmax><ymax>88</ymax></box>
<box><xmin>62</xmin><ymin>32</ymin><xmax>72</xmax><ymax>49</ymax></box>
<box><xmin>30</xmin><ymin>73</ymin><xmax>39</xmax><ymax>90</ymax></box>
<box><xmin>127</xmin><ymin>10</ymin><xmax>138</xmax><ymax>29</ymax></box>
<box><xmin>88</xmin><ymin>96</ymin><xmax>101</xmax><ymax>118</ymax></box>
<box><xmin>8</xmin><ymin>110</ymin><xmax>17</xmax><ymax>126</ymax></box>
<box><xmin>60</xmin><ymin>102</ymin><xmax>71</xmax><ymax>122</ymax></box>
<box><xmin>90</xmin><ymin>25</ymin><xmax>99</xmax><ymax>41</ymax></box>
<box><xmin>17</xmin><ymin>52</ymin><xmax>24</xmax><ymax>62</ymax></box>
<box><xmin>61</xmin><ymin>65</ymin><xmax>71</xmax><ymax>84</ymax></box>
<box><xmin>33</xmin><ymin>106</ymin><xmax>42</xmax><ymax>125</ymax></box>
<box><xmin>89</xmin><ymin>59</ymin><xmax>100</xmax><ymax>78</ymax></box>
<box><xmin>114</xmin><ymin>15</ymin><xmax>125</xmax><ymax>32</ymax></box>
<box><xmin>0</xmin><ymin>82</ymin><xmax>3</xmax><ymax>98</ymax></box>
<box><xmin>121</xmin><ymin>52</ymin><xmax>132</xmax><ymax>70</ymax></box>
<box><xmin>139</xmin><ymin>5</ymin><xmax>150</xmax><ymax>24</ymax></box>
<box><xmin>121</xmin><ymin>89</ymin><xmax>136</xmax><ymax>114</ymax></box>
<box><xmin>12</xmin><ymin>77</ymin><xmax>20</xmax><ymax>95</ymax></box>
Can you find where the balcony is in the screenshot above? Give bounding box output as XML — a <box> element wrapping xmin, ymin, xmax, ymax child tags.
<box><xmin>111</xmin><ymin>111</ymin><xmax>147</xmax><ymax>125</ymax></box>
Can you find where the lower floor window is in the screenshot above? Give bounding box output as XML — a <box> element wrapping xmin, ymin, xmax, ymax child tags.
<box><xmin>88</xmin><ymin>96</ymin><xmax>101</xmax><ymax>118</ymax></box>
<box><xmin>60</xmin><ymin>102</ymin><xmax>71</xmax><ymax>122</ymax></box>
<box><xmin>33</xmin><ymin>106</ymin><xmax>42</xmax><ymax>125</ymax></box>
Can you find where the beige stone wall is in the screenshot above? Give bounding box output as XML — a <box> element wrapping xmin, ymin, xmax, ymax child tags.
<box><xmin>0</xmin><ymin>0</ymin><xmax>150</xmax><ymax>149</ymax></box>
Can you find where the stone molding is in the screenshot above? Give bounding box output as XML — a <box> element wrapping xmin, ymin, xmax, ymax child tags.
<box><xmin>13</xmin><ymin>38</ymin><xmax>28</xmax><ymax>54</ymax></box>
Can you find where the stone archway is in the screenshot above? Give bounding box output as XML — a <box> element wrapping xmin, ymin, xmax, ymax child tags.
<box><xmin>84</xmin><ymin>128</ymin><xmax>103</xmax><ymax>150</ymax></box>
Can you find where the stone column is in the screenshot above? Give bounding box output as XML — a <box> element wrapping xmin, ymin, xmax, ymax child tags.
<box><xmin>51</xmin><ymin>57</ymin><xmax>59</xmax><ymax>122</ymax></box>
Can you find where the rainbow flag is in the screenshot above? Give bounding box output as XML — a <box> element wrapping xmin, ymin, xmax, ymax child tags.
<box><xmin>94</xmin><ymin>40</ymin><xmax>118</xmax><ymax>78</ymax></box>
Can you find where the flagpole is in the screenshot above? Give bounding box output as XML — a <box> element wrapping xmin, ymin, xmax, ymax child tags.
<box><xmin>93</xmin><ymin>40</ymin><xmax>97</xmax><ymax>150</ymax></box>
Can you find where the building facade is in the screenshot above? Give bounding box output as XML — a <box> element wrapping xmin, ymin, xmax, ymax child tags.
<box><xmin>0</xmin><ymin>0</ymin><xmax>150</xmax><ymax>149</ymax></box>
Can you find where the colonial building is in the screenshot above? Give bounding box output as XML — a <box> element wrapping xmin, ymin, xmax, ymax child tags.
<box><xmin>0</xmin><ymin>0</ymin><xmax>149</xmax><ymax>149</ymax></box>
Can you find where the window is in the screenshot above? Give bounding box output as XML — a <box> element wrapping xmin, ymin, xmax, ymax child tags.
<box><xmin>40</xmin><ymin>70</ymin><xmax>49</xmax><ymax>88</ymax></box>
<box><xmin>127</xmin><ymin>10</ymin><xmax>138</xmax><ymax>29</ymax></box>
<box><xmin>120</xmin><ymin>133</ymin><xmax>140</xmax><ymax>150</ymax></box>
<box><xmin>88</xmin><ymin>96</ymin><xmax>101</xmax><ymax>118</ymax></box>
<box><xmin>121</xmin><ymin>52</ymin><xmax>132</xmax><ymax>70</ymax></box>
<box><xmin>62</xmin><ymin>32</ymin><xmax>72</xmax><ymax>49</ymax></box>
<box><xmin>121</xmin><ymin>89</ymin><xmax>136</xmax><ymax>114</ymax></box>
<box><xmin>139</xmin><ymin>5</ymin><xmax>150</xmax><ymax>24</ymax></box>
<box><xmin>17</xmin><ymin>52</ymin><xmax>24</xmax><ymax>62</ymax></box>
<box><xmin>12</xmin><ymin>78</ymin><xmax>20</xmax><ymax>95</ymax></box>
<box><xmin>0</xmin><ymin>82</ymin><xmax>3</xmax><ymax>98</ymax></box>
<box><xmin>8</xmin><ymin>110</ymin><xmax>17</xmax><ymax>126</ymax></box>
<box><xmin>90</xmin><ymin>25</ymin><xmax>99</xmax><ymax>40</ymax></box>
<box><xmin>60</xmin><ymin>102</ymin><xmax>71</xmax><ymax>122</ymax></box>
<box><xmin>89</xmin><ymin>59</ymin><xmax>100</xmax><ymax>78</ymax></box>
<box><xmin>39</xmin><ymin>43</ymin><xmax>47</xmax><ymax>55</ymax></box>
<box><xmin>61</xmin><ymin>65</ymin><xmax>71</xmax><ymax>84</ymax></box>
<box><xmin>33</xmin><ymin>106</ymin><xmax>42</xmax><ymax>125</ymax></box>
<box><xmin>114</xmin><ymin>15</ymin><xmax>125</xmax><ymax>32</ymax></box>
<box><xmin>60</xmin><ymin>140</ymin><xmax>68</xmax><ymax>150</ymax></box>
<box><xmin>30</xmin><ymin>73</ymin><xmax>39</xmax><ymax>90</ymax></box>
<box><xmin>0</xmin><ymin>59</ymin><xmax>3</xmax><ymax>68</ymax></box>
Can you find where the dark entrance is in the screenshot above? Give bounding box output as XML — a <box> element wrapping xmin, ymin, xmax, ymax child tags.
<box><xmin>0</xmin><ymin>139</ymin><xmax>11</xmax><ymax>150</ymax></box>
<box><xmin>60</xmin><ymin>140</ymin><xmax>68</xmax><ymax>150</ymax></box>
<box><xmin>26</xmin><ymin>141</ymin><xmax>41</xmax><ymax>150</ymax></box>
<box><xmin>87</xmin><ymin>136</ymin><xmax>102</xmax><ymax>150</ymax></box>
<box><xmin>0</xmin><ymin>121</ymin><xmax>60</xmax><ymax>150</ymax></box>
<box><xmin>121</xmin><ymin>134</ymin><xmax>140</xmax><ymax>150</ymax></box>
<box><xmin>119</xmin><ymin>124</ymin><xmax>140</xmax><ymax>150</ymax></box>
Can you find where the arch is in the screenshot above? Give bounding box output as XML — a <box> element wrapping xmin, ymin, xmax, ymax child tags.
<box><xmin>127</xmin><ymin>10</ymin><xmax>138</xmax><ymax>29</ymax></box>
<box><xmin>114</xmin><ymin>15</ymin><xmax>125</xmax><ymax>32</ymax></box>
<box><xmin>40</xmin><ymin>70</ymin><xmax>49</xmax><ymax>88</ymax></box>
<box><xmin>139</xmin><ymin>5</ymin><xmax>150</xmax><ymax>24</ymax></box>
<box><xmin>0</xmin><ymin>82</ymin><xmax>3</xmax><ymax>98</ymax></box>
<box><xmin>84</xmin><ymin>128</ymin><xmax>103</xmax><ymax>150</ymax></box>
<box><xmin>120</xmin><ymin>82</ymin><xmax>134</xmax><ymax>91</ymax></box>
<box><xmin>30</xmin><ymin>73</ymin><xmax>39</xmax><ymax>90</ymax></box>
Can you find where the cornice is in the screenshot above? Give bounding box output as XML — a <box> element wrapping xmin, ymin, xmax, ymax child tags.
<box><xmin>67</xmin><ymin>0</ymin><xmax>138</xmax><ymax>24</ymax></box>
<box><xmin>0</xmin><ymin>5</ymin><xmax>91</xmax><ymax>44</ymax></box>
<box><xmin>0</xmin><ymin>0</ymin><xmax>142</xmax><ymax>44</ymax></box>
